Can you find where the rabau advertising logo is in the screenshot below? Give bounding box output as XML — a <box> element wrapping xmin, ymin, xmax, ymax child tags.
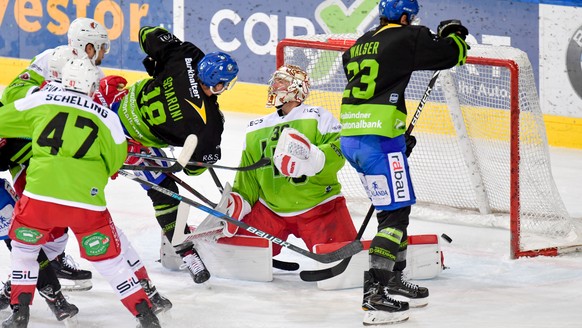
<box><xmin>567</xmin><ymin>24</ymin><xmax>582</xmax><ymax>99</ymax></box>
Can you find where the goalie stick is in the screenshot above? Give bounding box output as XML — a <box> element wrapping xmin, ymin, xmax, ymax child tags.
<box><xmin>123</xmin><ymin>153</ymin><xmax>271</xmax><ymax>172</ymax></box>
<box><xmin>299</xmin><ymin>205</ymin><xmax>374</xmax><ymax>281</ymax></box>
<box><xmin>118</xmin><ymin>170</ymin><xmax>362</xmax><ymax>263</ymax></box>
<box><xmin>298</xmin><ymin>70</ymin><xmax>441</xmax><ymax>281</ymax></box>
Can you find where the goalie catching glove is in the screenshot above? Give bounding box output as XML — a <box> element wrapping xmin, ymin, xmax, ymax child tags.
<box><xmin>273</xmin><ymin>128</ymin><xmax>325</xmax><ymax>178</ymax></box>
<box><xmin>222</xmin><ymin>192</ymin><xmax>251</xmax><ymax>237</ymax></box>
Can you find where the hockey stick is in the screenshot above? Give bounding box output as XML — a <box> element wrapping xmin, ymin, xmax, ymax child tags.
<box><xmin>126</xmin><ymin>134</ymin><xmax>199</xmax><ymax>173</ymax></box>
<box><xmin>299</xmin><ymin>205</ymin><xmax>374</xmax><ymax>281</ymax></box>
<box><xmin>165</xmin><ymin>173</ymin><xmax>217</xmax><ymax>208</ymax></box>
<box><xmin>407</xmin><ymin>70</ymin><xmax>440</xmax><ymax>135</ymax></box>
<box><xmin>122</xmin><ymin>153</ymin><xmax>271</xmax><ymax>172</ymax></box>
<box><xmin>118</xmin><ymin>170</ymin><xmax>362</xmax><ymax>263</ymax></box>
<box><xmin>298</xmin><ymin>70</ymin><xmax>441</xmax><ymax>281</ymax></box>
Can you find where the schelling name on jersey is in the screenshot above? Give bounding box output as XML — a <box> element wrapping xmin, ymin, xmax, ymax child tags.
<box><xmin>45</xmin><ymin>93</ymin><xmax>109</xmax><ymax>118</ymax></box>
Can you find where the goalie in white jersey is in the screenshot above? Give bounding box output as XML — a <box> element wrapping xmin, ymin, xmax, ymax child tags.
<box><xmin>222</xmin><ymin>64</ymin><xmax>357</xmax><ymax>259</ymax></box>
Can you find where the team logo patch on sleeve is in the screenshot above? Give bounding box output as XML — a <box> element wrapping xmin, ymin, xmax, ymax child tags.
<box><xmin>388</xmin><ymin>152</ymin><xmax>411</xmax><ymax>202</ymax></box>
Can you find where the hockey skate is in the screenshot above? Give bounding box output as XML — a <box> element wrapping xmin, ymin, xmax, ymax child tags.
<box><xmin>362</xmin><ymin>271</ymin><xmax>409</xmax><ymax>326</ymax></box>
<box><xmin>179</xmin><ymin>245</ymin><xmax>210</xmax><ymax>284</ymax></box>
<box><xmin>0</xmin><ymin>281</ymin><xmax>10</xmax><ymax>311</ymax></box>
<box><xmin>139</xmin><ymin>279</ymin><xmax>172</xmax><ymax>314</ymax></box>
<box><xmin>38</xmin><ymin>285</ymin><xmax>79</xmax><ymax>322</ymax></box>
<box><xmin>50</xmin><ymin>252</ymin><xmax>93</xmax><ymax>291</ymax></box>
<box><xmin>385</xmin><ymin>270</ymin><xmax>429</xmax><ymax>308</ymax></box>
<box><xmin>135</xmin><ymin>299</ymin><xmax>161</xmax><ymax>328</ymax></box>
<box><xmin>2</xmin><ymin>293</ymin><xmax>31</xmax><ymax>328</ymax></box>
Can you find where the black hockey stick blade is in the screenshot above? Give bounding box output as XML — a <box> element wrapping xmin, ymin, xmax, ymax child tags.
<box><xmin>273</xmin><ymin>259</ymin><xmax>300</xmax><ymax>271</ymax></box>
<box><xmin>118</xmin><ymin>170</ymin><xmax>361</xmax><ymax>263</ymax></box>
<box><xmin>122</xmin><ymin>156</ymin><xmax>271</xmax><ymax>172</ymax></box>
<box><xmin>299</xmin><ymin>204</ymin><xmax>374</xmax><ymax>281</ymax></box>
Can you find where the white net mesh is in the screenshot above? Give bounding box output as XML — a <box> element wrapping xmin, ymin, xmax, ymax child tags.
<box><xmin>278</xmin><ymin>35</ymin><xmax>581</xmax><ymax>257</ymax></box>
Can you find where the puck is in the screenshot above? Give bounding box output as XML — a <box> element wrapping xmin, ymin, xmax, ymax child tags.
<box><xmin>441</xmin><ymin>233</ymin><xmax>452</xmax><ymax>243</ymax></box>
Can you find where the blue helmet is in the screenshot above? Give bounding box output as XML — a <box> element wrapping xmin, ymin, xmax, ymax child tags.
<box><xmin>378</xmin><ymin>0</ymin><xmax>419</xmax><ymax>24</ymax></box>
<box><xmin>197</xmin><ymin>51</ymin><xmax>239</xmax><ymax>92</ymax></box>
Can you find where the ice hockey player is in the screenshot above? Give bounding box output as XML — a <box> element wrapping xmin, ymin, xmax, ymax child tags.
<box><xmin>220</xmin><ymin>64</ymin><xmax>358</xmax><ymax>264</ymax></box>
<box><xmin>339</xmin><ymin>0</ymin><xmax>469</xmax><ymax>325</ymax></box>
<box><xmin>0</xmin><ymin>17</ymin><xmax>113</xmax><ymax>292</ymax></box>
<box><xmin>103</xmin><ymin>26</ymin><xmax>239</xmax><ymax>284</ymax></box>
<box><xmin>0</xmin><ymin>58</ymin><xmax>161</xmax><ymax>328</ymax></box>
<box><xmin>44</xmin><ymin>45</ymin><xmax>172</xmax><ymax>315</ymax></box>
<box><xmin>0</xmin><ymin>46</ymin><xmax>82</xmax><ymax>324</ymax></box>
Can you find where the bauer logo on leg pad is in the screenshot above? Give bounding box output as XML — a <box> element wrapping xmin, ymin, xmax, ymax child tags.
<box><xmin>388</xmin><ymin>152</ymin><xmax>410</xmax><ymax>202</ymax></box>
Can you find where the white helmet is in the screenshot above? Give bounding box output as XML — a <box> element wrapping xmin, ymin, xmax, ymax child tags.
<box><xmin>68</xmin><ymin>18</ymin><xmax>110</xmax><ymax>64</ymax></box>
<box><xmin>266</xmin><ymin>64</ymin><xmax>310</xmax><ymax>108</ymax></box>
<box><xmin>62</xmin><ymin>58</ymin><xmax>100</xmax><ymax>96</ymax></box>
<box><xmin>47</xmin><ymin>45</ymin><xmax>80</xmax><ymax>82</ymax></box>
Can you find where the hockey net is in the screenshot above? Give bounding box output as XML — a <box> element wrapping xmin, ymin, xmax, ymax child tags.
<box><xmin>276</xmin><ymin>34</ymin><xmax>582</xmax><ymax>259</ymax></box>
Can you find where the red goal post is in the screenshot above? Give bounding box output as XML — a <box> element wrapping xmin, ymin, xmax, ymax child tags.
<box><xmin>276</xmin><ymin>34</ymin><xmax>582</xmax><ymax>259</ymax></box>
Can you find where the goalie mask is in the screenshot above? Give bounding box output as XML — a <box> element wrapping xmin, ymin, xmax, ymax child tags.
<box><xmin>266</xmin><ymin>64</ymin><xmax>310</xmax><ymax>108</ymax></box>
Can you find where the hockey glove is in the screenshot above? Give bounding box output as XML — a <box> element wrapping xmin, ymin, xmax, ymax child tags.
<box><xmin>125</xmin><ymin>139</ymin><xmax>147</xmax><ymax>166</ymax></box>
<box><xmin>437</xmin><ymin>19</ymin><xmax>469</xmax><ymax>40</ymax></box>
<box><xmin>223</xmin><ymin>192</ymin><xmax>251</xmax><ymax>237</ymax></box>
<box><xmin>273</xmin><ymin>128</ymin><xmax>325</xmax><ymax>178</ymax></box>
<box><xmin>142</xmin><ymin>56</ymin><xmax>157</xmax><ymax>77</ymax></box>
<box><xmin>93</xmin><ymin>75</ymin><xmax>129</xmax><ymax>108</ymax></box>
<box><xmin>405</xmin><ymin>134</ymin><xmax>417</xmax><ymax>158</ymax></box>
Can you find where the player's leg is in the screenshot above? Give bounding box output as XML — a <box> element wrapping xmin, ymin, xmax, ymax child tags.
<box><xmin>0</xmin><ymin>179</ymin><xmax>78</xmax><ymax>321</ymax></box>
<box><xmin>116</xmin><ymin>226</ymin><xmax>172</xmax><ymax>314</ymax></box>
<box><xmin>147</xmin><ymin>176</ymin><xmax>210</xmax><ymax>284</ymax></box>
<box><xmin>235</xmin><ymin>202</ymin><xmax>290</xmax><ymax>256</ymax></box>
<box><xmin>359</xmin><ymin>135</ymin><xmax>428</xmax><ymax>308</ymax></box>
<box><xmin>2</xmin><ymin>241</ymin><xmax>40</xmax><ymax>328</ymax></box>
<box><xmin>48</xmin><ymin>230</ymin><xmax>93</xmax><ymax>291</ymax></box>
<box><xmin>296</xmin><ymin>196</ymin><xmax>357</xmax><ymax>252</ymax></box>
<box><xmin>3</xmin><ymin>195</ymin><xmax>51</xmax><ymax>327</ymax></box>
<box><xmin>10</xmin><ymin>236</ymin><xmax>80</xmax><ymax>321</ymax></box>
<box><xmin>69</xmin><ymin>207</ymin><xmax>160</xmax><ymax>326</ymax></box>
<box><xmin>341</xmin><ymin>135</ymin><xmax>411</xmax><ymax>325</ymax></box>
<box><xmin>11</xmin><ymin>166</ymin><xmax>92</xmax><ymax>291</ymax></box>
